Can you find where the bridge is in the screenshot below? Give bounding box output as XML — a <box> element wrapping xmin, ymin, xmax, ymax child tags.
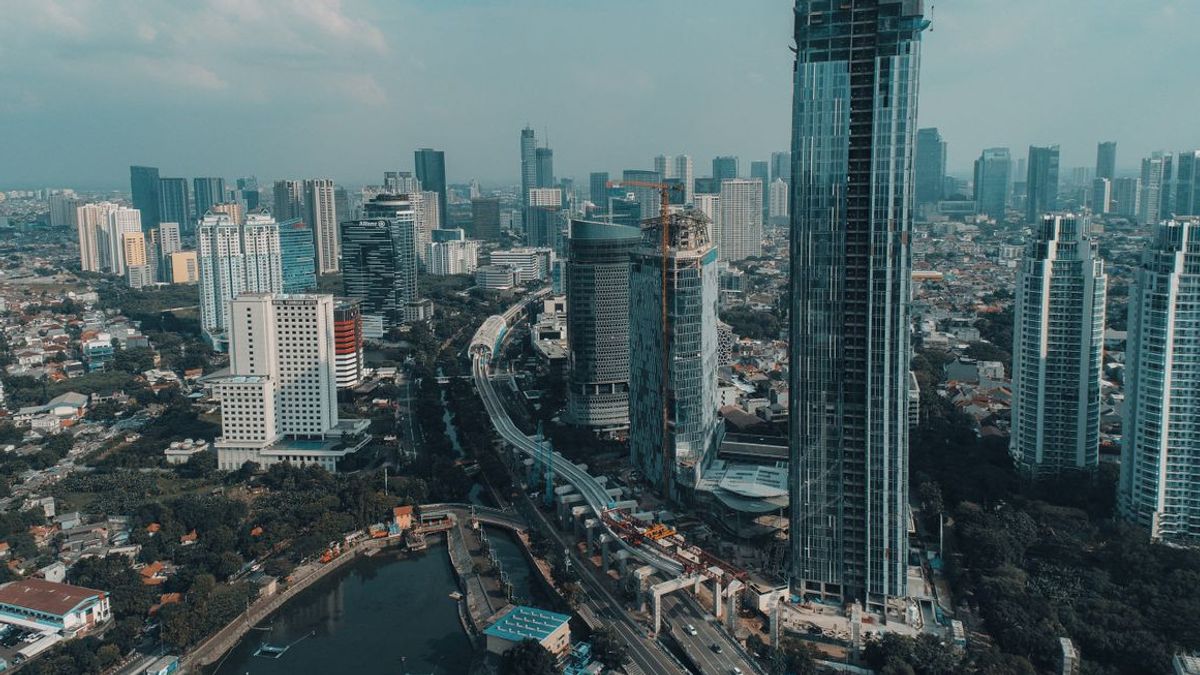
<box><xmin>421</xmin><ymin>503</ymin><xmax>529</xmax><ymax>532</ymax></box>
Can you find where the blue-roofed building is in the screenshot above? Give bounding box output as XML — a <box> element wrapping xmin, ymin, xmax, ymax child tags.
<box><xmin>278</xmin><ymin>218</ymin><xmax>317</xmax><ymax>294</ymax></box>
<box><xmin>483</xmin><ymin>605</ymin><xmax>571</xmax><ymax>658</ymax></box>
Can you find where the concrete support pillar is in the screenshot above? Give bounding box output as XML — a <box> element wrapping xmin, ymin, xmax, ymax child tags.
<box><xmin>725</xmin><ymin>579</ymin><xmax>742</xmax><ymax>632</ymax></box>
<box><xmin>652</xmin><ymin>588</ymin><xmax>663</xmax><ymax>636</ymax></box>
<box><xmin>599</xmin><ymin>534</ymin><xmax>611</xmax><ymax>571</ymax></box>
<box><xmin>585</xmin><ymin>519</ymin><xmax>598</xmax><ymax>553</ymax></box>
<box><xmin>615</xmin><ymin>550</ymin><xmax>629</xmax><ymax>576</ymax></box>
<box><xmin>713</xmin><ymin>578</ymin><xmax>724</xmax><ymax>619</ymax></box>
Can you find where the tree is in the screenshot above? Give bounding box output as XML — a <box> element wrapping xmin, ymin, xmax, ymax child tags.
<box><xmin>500</xmin><ymin>639</ymin><xmax>558</xmax><ymax>675</ymax></box>
<box><xmin>590</xmin><ymin>626</ymin><xmax>629</xmax><ymax>670</ymax></box>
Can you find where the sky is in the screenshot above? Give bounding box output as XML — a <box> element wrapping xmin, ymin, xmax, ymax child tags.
<box><xmin>1</xmin><ymin>0</ymin><xmax>1198</xmax><ymax>190</ymax></box>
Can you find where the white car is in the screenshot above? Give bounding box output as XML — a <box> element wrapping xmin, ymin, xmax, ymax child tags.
<box><xmin>685</xmin><ymin>624</ymin><xmax>697</xmax><ymax>635</ymax></box>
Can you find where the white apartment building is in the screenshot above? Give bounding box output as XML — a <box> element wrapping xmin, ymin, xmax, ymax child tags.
<box><xmin>718</xmin><ymin>178</ymin><xmax>763</xmax><ymax>261</ymax></box>
<box><xmin>305</xmin><ymin>179</ymin><xmax>339</xmax><ymax>274</ymax></box>
<box><xmin>214</xmin><ymin>293</ymin><xmax>369</xmax><ymax>472</ymax></box>
<box><xmin>427</xmin><ymin>239</ymin><xmax>480</xmax><ymax>276</ymax></box>
<box><xmin>528</xmin><ymin>188</ymin><xmax>562</xmax><ymax>208</ymax></box>
<box><xmin>489</xmin><ymin>247</ymin><xmax>552</xmax><ymax>283</ymax></box>
<box><xmin>75</xmin><ymin>202</ymin><xmax>120</xmax><ymax>272</ymax></box>
<box><xmin>197</xmin><ymin>213</ymin><xmax>282</xmax><ymax>350</ymax></box>
<box><xmin>768</xmin><ymin>177</ymin><xmax>789</xmax><ymax>225</ymax></box>
<box><xmin>411</xmin><ymin>190</ymin><xmax>440</xmax><ymax>267</ymax></box>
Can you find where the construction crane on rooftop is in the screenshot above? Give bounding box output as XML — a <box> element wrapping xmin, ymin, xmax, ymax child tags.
<box><xmin>607</xmin><ymin>179</ymin><xmax>683</xmax><ymax>496</ymax></box>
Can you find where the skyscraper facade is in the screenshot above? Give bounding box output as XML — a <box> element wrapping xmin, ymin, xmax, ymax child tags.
<box><xmin>589</xmin><ymin>172</ymin><xmax>610</xmax><ymax>215</ymax></box>
<box><xmin>414</xmin><ymin>148</ymin><xmax>448</xmax><ymax>225</ymax></box>
<box><xmin>1090</xmin><ymin>178</ymin><xmax>1112</xmax><ymax>214</ymax></box>
<box><xmin>1095</xmin><ymin>141</ymin><xmax>1117</xmax><ymax>181</ymax></box>
<box><xmin>566</xmin><ymin>219</ymin><xmax>641</xmax><ymax>431</ymax></box>
<box><xmin>788</xmin><ymin>0</ymin><xmax>926</xmax><ymax>609</ymax></box>
<box><xmin>535</xmin><ymin>147</ymin><xmax>554</xmax><ymax>188</ymax></box>
<box><xmin>193</xmin><ymin>177</ymin><xmax>226</xmax><ymax>219</ymax></box>
<box><xmin>76</xmin><ymin>202</ymin><xmax>119</xmax><ymax>273</ymax></box>
<box><xmin>272</xmin><ymin>180</ymin><xmax>304</xmax><ymax>221</ymax></box>
<box><xmin>770</xmin><ymin>151</ymin><xmax>792</xmax><ymax>185</ymax></box>
<box><xmin>470</xmin><ymin>197</ymin><xmax>502</xmax><ymax>241</ymax></box>
<box><xmin>629</xmin><ymin>211</ymin><xmax>720</xmax><ymax>498</ymax></box>
<box><xmin>98</xmin><ymin>207</ymin><xmax>142</xmax><ymax>275</ymax></box>
<box><xmin>278</xmin><ymin>218</ymin><xmax>317</xmax><ymax>294</ymax></box>
<box><xmin>750</xmin><ymin>161</ymin><xmax>770</xmax><ymax>219</ymax></box>
<box><xmin>769</xmin><ymin>178</ymin><xmax>789</xmax><ymax>225</ymax></box>
<box><xmin>158</xmin><ymin>178</ymin><xmax>190</xmax><ymax>232</ymax></box>
<box><xmin>712</xmin><ymin>156</ymin><xmax>738</xmax><ymax>182</ymax></box>
<box><xmin>340</xmin><ymin>195</ymin><xmax>419</xmax><ymax>334</ymax></box>
<box><xmin>915</xmin><ymin>127</ymin><xmax>946</xmax><ymax>207</ymax></box>
<box><xmin>1119</xmin><ymin>218</ymin><xmax>1200</xmax><ymax>545</ymax></box>
<box><xmin>1174</xmin><ymin>150</ymin><xmax>1200</xmax><ymax>217</ymax></box>
<box><xmin>304</xmin><ymin>179</ymin><xmax>339</xmax><ymax>274</ymax></box>
<box><xmin>334</xmin><ymin>299</ymin><xmax>365</xmax><ymax>390</ymax></box>
<box><xmin>1112</xmin><ymin>177</ymin><xmax>1142</xmax><ymax>219</ymax></box>
<box><xmin>654</xmin><ymin>155</ymin><xmax>695</xmax><ymax>206</ymax></box>
<box><xmin>130</xmin><ymin>166</ymin><xmax>161</xmax><ymax>229</ymax></box>
<box><xmin>1141</xmin><ymin>152</ymin><xmax>1174</xmax><ymax>226</ymax></box>
<box><xmin>621</xmin><ymin>169</ymin><xmax>663</xmax><ymax>222</ymax></box>
<box><xmin>1010</xmin><ymin>214</ymin><xmax>1106</xmax><ymax>477</ymax></box>
<box><xmin>1026</xmin><ymin>145</ymin><xmax>1061</xmax><ymax>223</ymax></box>
<box><xmin>717</xmin><ymin>178</ymin><xmax>763</xmax><ymax>261</ymax></box>
<box><xmin>122</xmin><ymin>231</ymin><xmax>152</xmax><ymax>289</ymax></box>
<box><xmin>974</xmin><ymin>147</ymin><xmax>1011</xmax><ymax>221</ymax></box>
<box><xmin>196</xmin><ymin>212</ymin><xmax>282</xmax><ymax>347</ymax></box>
<box><xmin>410</xmin><ymin>191</ymin><xmax>441</xmax><ymax>268</ymax></box>
<box><xmin>521</xmin><ymin>127</ymin><xmax>537</xmax><ymax>207</ymax></box>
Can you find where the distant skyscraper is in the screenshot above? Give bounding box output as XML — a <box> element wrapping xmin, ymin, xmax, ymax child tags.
<box><xmin>693</xmin><ymin>194</ymin><xmax>720</xmax><ymax>243</ymax></box>
<box><xmin>383</xmin><ymin>171</ymin><xmax>420</xmax><ymax>194</ymax></box>
<box><xmin>158</xmin><ymin>178</ymin><xmax>190</xmax><ymax>231</ymax></box>
<box><xmin>770</xmin><ymin>151</ymin><xmax>792</xmax><ymax>185</ymax></box>
<box><xmin>1112</xmin><ymin>177</ymin><xmax>1142</xmax><ymax>219</ymax></box>
<box><xmin>237</xmin><ymin>176</ymin><xmax>261</xmax><ymax>211</ymax></box>
<box><xmin>589</xmin><ymin>172</ymin><xmax>610</xmax><ymax>215</ymax></box>
<box><xmin>414</xmin><ymin>149</ymin><xmax>448</xmax><ymax>225</ymax></box>
<box><xmin>76</xmin><ymin>202</ymin><xmax>119</xmax><ymax>272</ymax></box>
<box><xmin>1177</xmin><ymin>150</ymin><xmax>1200</xmax><ymax>216</ymax></box>
<box><xmin>341</xmin><ymin>194</ymin><xmax>420</xmax><ymax>334</ymax></box>
<box><xmin>210</xmin><ymin>201</ymin><xmax>244</xmax><ymax>226</ymax></box>
<box><xmin>621</xmin><ymin>169</ymin><xmax>662</xmax><ymax>222</ymax></box>
<box><xmin>1089</xmin><ymin>178</ymin><xmax>1112</xmax><ymax>214</ymax></box>
<box><xmin>768</xmin><ymin>177</ymin><xmax>789</xmax><ymax>225</ymax></box>
<box><xmin>789</xmin><ymin>0</ymin><xmax>926</xmax><ymax>609</ymax></box>
<box><xmin>98</xmin><ymin>207</ymin><xmax>142</xmax><ymax>275</ymax></box>
<box><xmin>535</xmin><ymin>147</ymin><xmax>554</xmax><ymax>188</ymax></box>
<box><xmin>1010</xmin><ymin>214</ymin><xmax>1106</xmax><ymax>477</ymax></box>
<box><xmin>1095</xmin><ymin>141</ymin><xmax>1117</xmax><ymax>181</ymax></box>
<box><xmin>655</xmin><ymin>155</ymin><xmax>695</xmax><ymax>205</ymax></box>
<box><xmin>521</xmin><ymin>127</ymin><xmax>537</xmax><ymax>207</ymax></box>
<box><xmin>1140</xmin><ymin>152</ymin><xmax>1174</xmax><ymax>226</ymax></box>
<box><xmin>334</xmin><ymin>299</ymin><xmax>365</xmax><ymax>390</ymax></box>
<box><xmin>974</xmin><ymin>147</ymin><xmax>1012</xmax><ymax>221</ymax></box>
<box><xmin>196</xmin><ymin>212</ymin><xmax>282</xmax><ymax>348</ymax></box>
<box><xmin>427</xmin><ymin>238</ymin><xmax>479</xmax><ymax>276</ymax></box>
<box><xmin>526</xmin><ymin>206</ymin><xmax>562</xmax><ymax>251</ymax></box>
<box><xmin>158</xmin><ymin>222</ymin><xmax>181</xmax><ymax>257</ymax></box>
<box><xmin>1026</xmin><ymin>145</ymin><xmax>1061</xmax><ymax>223</ymax></box>
<box><xmin>717</xmin><ymin>179</ymin><xmax>763</xmax><ymax>261</ymax></box>
<box><xmin>470</xmin><ymin>197</ymin><xmax>502</xmax><ymax>241</ymax></box>
<box><xmin>566</xmin><ymin>219</ymin><xmax>641</xmax><ymax>431</ymax></box>
<box><xmin>629</xmin><ymin>211</ymin><xmax>720</xmax><ymax>497</ymax></box>
<box><xmin>278</xmin><ymin>218</ymin><xmax>317</xmax><ymax>293</ymax></box>
<box><xmin>410</xmin><ymin>191</ymin><xmax>440</xmax><ymax>268</ymax></box>
<box><xmin>302</xmin><ymin>179</ymin><xmax>338</xmax><ymax>274</ymax></box>
<box><xmin>915</xmin><ymin>128</ymin><xmax>946</xmax><ymax>207</ymax></box>
<box><xmin>48</xmin><ymin>193</ymin><xmax>80</xmax><ymax>229</ymax></box>
<box><xmin>272</xmin><ymin>180</ymin><xmax>304</xmax><ymax>221</ymax></box>
<box><xmin>750</xmin><ymin>161</ymin><xmax>770</xmax><ymax>219</ymax></box>
<box><xmin>193</xmin><ymin>177</ymin><xmax>226</xmax><ymax>219</ymax></box>
<box><xmin>1120</xmin><ymin>217</ymin><xmax>1200</xmax><ymax>545</ymax></box>
<box><xmin>122</xmin><ymin>231</ymin><xmax>152</xmax><ymax>288</ymax></box>
<box><xmin>712</xmin><ymin>156</ymin><xmax>738</xmax><ymax>182</ymax></box>
<box><xmin>130</xmin><ymin>166</ymin><xmax>161</xmax><ymax>229</ymax></box>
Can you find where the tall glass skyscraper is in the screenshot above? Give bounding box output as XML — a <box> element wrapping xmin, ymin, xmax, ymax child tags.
<box><xmin>414</xmin><ymin>148</ymin><xmax>447</xmax><ymax>227</ymax></box>
<box><xmin>712</xmin><ymin>156</ymin><xmax>738</xmax><ymax>182</ymax></box>
<box><xmin>566</xmin><ymin>219</ymin><xmax>641</xmax><ymax>431</ymax></box>
<box><xmin>535</xmin><ymin>147</ymin><xmax>555</xmax><ymax>188</ymax></box>
<box><xmin>130</xmin><ymin>166</ymin><xmax>161</xmax><ymax>229</ymax></box>
<box><xmin>1025</xmin><ymin>145</ymin><xmax>1060</xmax><ymax>223</ymax></box>
<box><xmin>788</xmin><ymin>0</ymin><xmax>926</xmax><ymax>609</ymax></box>
<box><xmin>629</xmin><ymin>211</ymin><xmax>720</xmax><ymax>498</ymax></box>
<box><xmin>914</xmin><ymin>128</ymin><xmax>946</xmax><ymax>207</ymax></box>
<box><xmin>194</xmin><ymin>177</ymin><xmax>227</xmax><ymax>219</ymax></box>
<box><xmin>521</xmin><ymin>127</ymin><xmax>537</xmax><ymax>207</ymax></box>
<box><xmin>589</xmin><ymin>172</ymin><xmax>610</xmax><ymax>215</ymax></box>
<box><xmin>1177</xmin><ymin>150</ymin><xmax>1200</xmax><ymax>217</ymax></box>
<box><xmin>974</xmin><ymin>147</ymin><xmax>1012</xmax><ymax>221</ymax></box>
<box><xmin>1010</xmin><ymin>214</ymin><xmax>1106</xmax><ymax>477</ymax></box>
<box><xmin>158</xmin><ymin>177</ymin><xmax>190</xmax><ymax>232</ymax></box>
<box><xmin>278</xmin><ymin>218</ymin><xmax>317</xmax><ymax>294</ymax></box>
<box><xmin>1120</xmin><ymin>218</ymin><xmax>1200</xmax><ymax>545</ymax></box>
<box><xmin>340</xmin><ymin>195</ymin><xmax>419</xmax><ymax>333</ymax></box>
<box><xmin>1095</xmin><ymin>141</ymin><xmax>1117</xmax><ymax>181</ymax></box>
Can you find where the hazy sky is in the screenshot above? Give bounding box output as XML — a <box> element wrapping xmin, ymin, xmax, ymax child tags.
<box><xmin>2</xmin><ymin>0</ymin><xmax>1198</xmax><ymax>189</ymax></box>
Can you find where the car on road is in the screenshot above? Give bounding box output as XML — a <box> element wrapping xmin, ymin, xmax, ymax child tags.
<box><xmin>685</xmin><ymin>624</ymin><xmax>697</xmax><ymax>635</ymax></box>
<box><xmin>711</xmin><ymin>643</ymin><xmax>723</xmax><ymax>654</ymax></box>
<box><xmin>731</xmin><ymin>669</ymin><xmax>742</xmax><ymax>675</ymax></box>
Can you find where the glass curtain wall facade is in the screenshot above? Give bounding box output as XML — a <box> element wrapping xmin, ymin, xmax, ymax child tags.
<box><xmin>788</xmin><ymin>0</ymin><xmax>926</xmax><ymax>609</ymax></box>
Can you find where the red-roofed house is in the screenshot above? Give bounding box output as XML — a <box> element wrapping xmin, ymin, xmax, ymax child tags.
<box><xmin>0</xmin><ymin>579</ymin><xmax>111</xmax><ymax>635</ymax></box>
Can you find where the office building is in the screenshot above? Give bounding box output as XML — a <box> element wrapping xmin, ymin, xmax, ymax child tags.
<box><xmin>1026</xmin><ymin>145</ymin><xmax>1061</xmax><ymax>223</ymax></box>
<box><xmin>629</xmin><ymin>210</ymin><xmax>720</xmax><ymax>498</ymax></box>
<box><xmin>750</xmin><ymin>161</ymin><xmax>770</xmax><ymax>219</ymax></box>
<box><xmin>213</xmin><ymin>293</ymin><xmax>369</xmax><ymax>471</ymax></box>
<box><xmin>169</xmin><ymin>251</ymin><xmax>198</xmax><ymax>284</ymax></box>
<box><xmin>521</xmin><ymin>127</ymin><xmax>537</xmax><ymax>207</ymax></box>
<box><xmin>471</xmin><ymin>197</ymin><xmax>502</xmax><ymax>241</ymax></box>
<box><xmin>340</xmin><ymin>194</ymin><xmax>419</xmax><ymax>334</ymax></box>
<box><xmin>475</xmin><ymin>265</ymin><xmax>518</xmax><ymax>291</ymax></box>
<box><xmin>566</xmin><ymin>219</ymin><xmax>641</xmax><ymax>431</ymax></box>
<box><xmin>771</xmin><ymin>151</ymin><xmax>792</xmax><ymax>185</ymax></box>
<box><xmin>410</xmin><ymin>190</ymin><xmax>440</xmax><ymax>267</ymax></box>
<box><xmin>427</xmin><ymin>239</ymin><xmax>480</xmax><ymax>276</ymax></box>
<box><xmin>278</xmin><ymin>218</ymin><xmax>317</xmax><ymax>293</ymax></box>
<box><xmin>915</xmin><ymin>128</ymin><xmax>946</xmax><ymax>207</ymax></box>
<box><xmin>196</xmin><ymin>212</ymin><xmax>282</xmax><ymax>348</ymax></box>
<box><xmin>130</xmin><ymin>166</ymin><xmax>161</xmax><ymax>228</ymax></box>
<box><xmin>237</xmin><ymin>176</ymin><xmax>261</xmax><ymax>211</ymax></box>
<box><xmin>1090</xmin><ymin>178</ymin><xmax>1112</xmax><ymax>214</ymax></box>
<box><xmin>589</xmin><ymin>172</ymin><xmax>610</xmax><ymax>215</ymax></box>
<box><xmin>718</xmin><ymin>178</ymin><xmax>763</xmax><ymax>261</ymax></box>
<box><xmin>158</xmin><ymin>178</ymin><xmax>190</xmax><ymax>232</ymax></box>
<box><xmin>974</xmin><ymin>148</ymin><xmax>1012</xmax><ymax>221</ymax></box>
<box><xmin>622</xmin><ymin>169</ymin><xmax>663</xmax><ymax>222</ymax></box>
<box><xmin>48</xmin><ymin>193</ymin><xmax>80</xmax><ymax>229</ymax></box>
<box><xmin>1119</xmin><ymin>218</ymin><xmax>1200</xmax><ymax>545</ymax></box>
<box><xmin>302</xmin><ymin>179</ymin><xmax>338</xmax><ymax>274</ymax></box>
<box><xmin>159</xmin><ymin>221</ymin><xmax>181</xmax><ymax>256</ymax></box>
<box><xmin>383</xmin><ymin>171</ymin><xmax>420</xmax><ymax>194</ymax></box>
<box><xmin>414</xmin><ymin>148</ymin><xmax>448</xmax><ymax>227</ymax></box>
<box><xmin>334</xmin><ymin>299</ymin><xmax>365</xmax><ymax>390</ymax></box>
<box><xmin>1112</xmin><ymin>177</ymin><xmax>1141</xmax><ymax>219</ymax></box>
<box><xmin>525</xmin><ymin>207</ymin><xmax>563</xmax><ymax>252</ymax></box>
<box><xmin>534</xmin><ymin>147</ymin><xmax>554</xmax><ymax>189</ymax></box>
<box><xmin>432</xmin><ymin>227</ymin><xmax>465</xmax><ymax>243</ymax></box>
<box><xmin>1010</xmin><ymin>214</ymin><xmax>1106</xmax><ymax>477</ymax></box>
<box><xmin>146</xmin><ymin>227</ymin><xmax>163</xmax><ymax>282</ymax></box>
<box><xmin>655</xmin><ymin>155</ymin><xmax>695</xmax><ymax>205</ymax></box>
<box><xmin>694</xmin><ymin>177</ymin><xmax>720</xmax><ymax>195</ymax></box>
<box><xmin>788</xmin><ymin>0</ymin><xmax>926</xmax><ymax>609</ymax></box>
<box><xmin>769</xmin><ymin>177</ymin><xmax>789</xmax><ymax>225</ymax></box>
<box><xmin>272</xmin><ymin>180</ymin><xmax>304</xmax><ymax>221</ymax></box>
<box><xmin>610</xmin><ymin>196</ymin><xmax>642</xmax><ymax>228</ymax></box>
<box><xmin>1175</xmin><ymin>150</ymin><xmax>1200</xmax><ymax>216</ymax></box>
<box><xmin>193</xmin><ymin>177</ymin><xmax>226</xmax><ymax>219</ymax></box>
<box><xmin>1096</xmin><ymin>141</ymin><xmax>1117</xmax><ymax>181</ymax></box>
<box><xmin>122</xmin><ymin>231</ymin><xmax>152</xmax><ymax>289</ymax></box>
<box><xmin>1141</xmin><ymin>152</ymin><xmax>1174</xmax><ymax>226</ymax></box>
<box><xmin>712</xmin><ymin>156</ymin><xmax>738</xmax><ymax>182</ymax></box>
<box><xmin>490</xmin><ymin>248</ymin><xmax>552</xmax><ymax>283</ymax></box>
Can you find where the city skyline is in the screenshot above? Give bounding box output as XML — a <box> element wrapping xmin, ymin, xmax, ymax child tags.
<box><xmin>2</xmin><ymin>1</ymin><xmax>1198</xmax><ymax>189</ymax></box>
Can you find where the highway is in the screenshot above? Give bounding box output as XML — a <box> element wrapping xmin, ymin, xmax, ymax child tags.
<box><xmin>664</xmin><ymin>594</ymin><xmax>760</xmax><ymax>675</ymax></box>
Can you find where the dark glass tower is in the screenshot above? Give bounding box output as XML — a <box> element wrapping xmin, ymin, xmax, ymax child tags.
<box><xmin>130</xmin><ymin>166</ymin><xmax>161</xmax><ymax>229</ymax></box>
<box><xmin>589</xmin><ymin>172</ymin><xmax>610</xmax><ymax>215</ymax></box>
<box><xmin>788</xmin><ymin>0</ymin><xmax>927</xmax><ymax>609</ymax></box>
<box><xmin>193</xmin><ymin>177</ymin><xmax>226</xmax><ymax>218</ymax></box>
<box><xmin>1025</xmin><ymin>145</ymin><xmax>1060</xmax><ymax>223</ymax></box>
<box><xmin>535</xmin><ymin>147</ymin><xmax>555</xmax><ymax>188</ymax></box>
<box><xmin>414</xmin><ymin>148</ymin><xmax>448</xmax><ymax>226</ymax></box>
<box><xmin>914</xmin><ymin>128</ymin><xmax>946</xmax><ymax>207</ymax></box>
<box><xmin>1096</xmin><ymin>141</ymin><xmax>1117</xmax><ymax>181</ymax></box>
<box><xmin>521</xmin><ymin>127</ymin><xmax>537</xmax><ymax>207</ymax></box>
<box><xmin>158</xmin><ymin>177</ymin><xmax>190</xmax><ymax>231</ymax></box>
<box><xmin>278</xmin><ymin>218</ymin><xmax>317</xmax><ymax>294</ymax></box>
<box><xmin>712</xmin><ymin>156</ymin><xmax>738</xmax><ymax>182</ymax></box>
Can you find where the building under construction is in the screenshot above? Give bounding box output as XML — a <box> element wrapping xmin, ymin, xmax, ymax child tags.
<box><xmin>628</xmin><ymin>209</ymin><xmax>722</xmax><ymax>501</ymax></box>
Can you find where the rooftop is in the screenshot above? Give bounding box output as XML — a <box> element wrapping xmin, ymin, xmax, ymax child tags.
<box><xmin>0</xmin><ymin>579</ymin><xmax>106</xmax><ymax>616</ymax></box>
<box><xmin>483</xmin><ymin>605</ymin><xmax>571</xmax><ymax>643</ymax></box>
